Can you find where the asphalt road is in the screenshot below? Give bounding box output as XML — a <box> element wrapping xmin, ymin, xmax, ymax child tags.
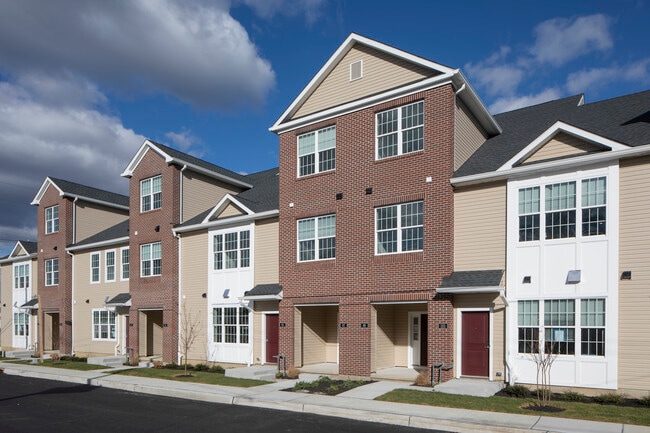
<box><xmin>0</xmin><ymin>374</ymin><xmax>448</xmax><ymax>433</ymax></box>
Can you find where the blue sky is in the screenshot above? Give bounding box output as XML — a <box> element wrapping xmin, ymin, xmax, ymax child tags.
<box><xmin>0</xmin><ymin>0</ymin><xmax>649</xmax><ymax>256</ymax></box>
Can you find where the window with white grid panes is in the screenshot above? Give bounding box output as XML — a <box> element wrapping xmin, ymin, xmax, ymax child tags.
<box><xmin>581</xmin><ymin>177</ymin><xmax>606</xmax><ymax>236</ymax></box>
<box><xmin>297</xmin><ymin>126</ymin><xmax>335</xmax><ymax>177</ymax></box>
<box><xmin>545</xmin><ymin>182</ymin><xmax>576</xmax><ymax>239</ymax></box>
<box><xmin>45</xmin><ymin>258</ymin><xmax>59</xmax><ymax>286</ymax></box>
<box><xmin>544</xmin><ymin>299</ymin><xmax>575</xmax><ymax>355</ymax></box>
<box><xmin>140</xmin><ymin>242</ymin><xmax>161</xmax><ymax>276</ymax></box>
<box><xmin>45</xmin><ymin>205</ymin><xmax>59</xmax><ymax>234</ymax></box>
<box><xmin>90</xmin><ymin>253</ymin><xmax>100</xmax><ymax>283</ymax></box>
<box><xmin>105</xmin><ymin>250</ymin><xmax>116</xmax><ymax>282</ymax></box>
<box><xmin>518</xmin><ymin>187</ymin><xmax>540</xmax><ymax>241</ymax></box>
<box><xmin>376</xmin><ymin>101</ymin><xmax>424</xmax><ymax>159</ymax></box>
<box><xmin>121</xmin><ymin>248</ymin><xmax>130</xmax><ymax>280</ymax></box>
<box><xmin>213</xmin><ymin>230</ymin><xmax>250</xmax><ymax>270</ymax></box>
<box><xmin>581</xmin><ymin>299</ymin><xmax>605</xmax><ymax>356</ymax></box>
<box><xmin>14</xmin><ymin>312</ymin><xmax>29</xmax><ymax>336</ymax></box>
<box><xmin>376</xmin><ymin>201</ymin><xmax>423</xmax><ymax>254</ymax></box>
<box><xmin>213</xmin><ymin>307</ymin><xmax>249</xmax><ymax>344</ymax></box>
<box><xmin>297</xmin><ymin>215</ymin><xmax>336</xmax><ymax>262</ymax></box>
<box><xmin>140</xmin><ymin>175</ymin><xmax>162</xmax><ymax>212</ymax></box>
<box><xmin>92</xmin><ymin>309</ymin><xmax>116</xmax><ymax>340</ymax></box>
<box><xmin>14</xmin><ymin>263</ymin><xmax>30</xmax><ymax>289</ymax></box>
<box><xmin>517</xmin><ymin>300</ymin><xmax>539</xmax><ymax>354</ymax></box>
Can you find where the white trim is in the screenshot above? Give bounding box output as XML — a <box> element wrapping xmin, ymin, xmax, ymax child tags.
<box><xmin>91</xmin><ymin>308</ymin><xmax>117</xmax><ymax>342</ymax></box>
<box><xmin>437</xmin><ymin>287</ymin><xmax>505</xmax><ymax>294</ymax></box>
<box><xmin>375</xmin><ymin>201</ymin><xmax>423</xmax><ymax>255</ymax></box>
<box><xmin>408</xmin><ymin>311</ymin><xmax>427</xmax><ymax>368</ymax></box>
<box><xmin>90</xmin><ymin>252</ymin><xmax>101</xmax><ymax>284</ymax></box>
<box><xmin>261</xmin><ymin>311</ymin><xmax>280</xmax><ymax>365</ymax></box>
<box><xmin>174</xmin><ymin>209</ymin><xmax>278</xmax><ymax>235</ymax></box>
<box><xmin>242</xmin><ymin>294</ymin><xmax>283</xmax><ymax>301</ymax></box>
<box><xmin>370</xmin><ymin>300</ymin><xmax>427</xmax><ymax>305</ymax></box>
<box><xmin>204</xmin><ymin>194</ymin><xmax>254</xmax><ymax>222</ymax></box>
<box><xmin>120</xmin><ymin>247</ymin><xmax>130</xmax><ymax>282</ymax></box>
<box><xmin>105</xmin><ymin>249</ymin><xmax>117</xmax><ymax>283</ymax></box>
<box><xmin>296</xmin><ymin>214</ymin><xmax>336</xmax><ymax>263</ymax></box>
<box><xmin>456</xmin><ymin>308</ymin><xmax>493</xmax><ymax>380</ymax></box>
<box><xmin>30</xmin><ymin>177</ymin><xmax>128</xmax><ymax>210</ymax></box>
<box><xmin>66</xmin><ymin>237</ymin><xmax>129</xmax><ymax>252</ymax></box>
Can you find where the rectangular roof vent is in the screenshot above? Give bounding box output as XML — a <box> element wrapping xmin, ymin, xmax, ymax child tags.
<box><xmin>350</xmin><ymin>60</ymin><xmax>362</xmax><ymax>81</ymax></box>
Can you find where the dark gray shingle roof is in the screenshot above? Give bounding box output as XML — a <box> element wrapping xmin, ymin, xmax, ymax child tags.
<box><xmin>21</xmin><ymin>298</ymin><xmax>38</xmax><ymax>308</ymax></box>
<box><xmin>439</xmin><ymin>270</ymin><xmax>504</xmax><ymax>288</ymax></box>
<box><xmin>106</xmin><ymin>293</ymin><xmax>131</xmax><ymax>305</ymax></box>
<box><xmin>71</xmin><ymin>220</ymin><xmax>129</xmax><ymax>248</ymax></box>
<box><xmin>49</xmin><ymin>177</ymin><xmax>129</xmax><ymax>207</ymax></box>
<box><xmin>19</xmin><ymin>241</ymin><xmax>37</xmax><ymax>254</ymax></box>
<box><xmin>244</xmin><ymin>284</ymin><xmax>282</xmax><ymax>297</ymax></box>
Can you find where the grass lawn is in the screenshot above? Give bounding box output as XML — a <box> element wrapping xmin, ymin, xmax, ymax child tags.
<box><xmin>13</xmin><ymin>359</ymin><xmax>107</xmax><ymax>371</ymax></box>
<box><xmin>114</xmin><ymin>368</ymin><xmax>271</xmax><ymax>388</ymax></box>
<box><xmin>376</xmin><ymin>389</ymin><xmax>650</xmax><ymax>426</ymax></box>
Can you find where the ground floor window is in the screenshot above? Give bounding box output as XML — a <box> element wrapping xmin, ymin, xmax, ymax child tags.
<box><xmin>14</xmin><ymin>312</ymin><xmax>29</xmax><ymax>336</ymax></box>
<box><xmin>92</xmin><ymin>309</ymin><xmax>116</xmax><ymax>340</ymax></box>
<box><xmin>213</xmin><ymin>306</ymin><xmax>249</xmax><ymax>344</ymax></box>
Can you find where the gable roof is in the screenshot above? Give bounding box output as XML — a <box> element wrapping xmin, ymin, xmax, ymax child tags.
<box><xmin>0</xmin><ymin>240</ymin><xmax>38</xmax><ymax>264</ymax></box>
<box><xmin>121</xmin><ymin>139</ymin><xmax>252</xmax><ymax>189</ymax></box>
<box><xmin>67</xmin><ymin>220</ymin><xmax>129</xmax><ymax>251</ymax></box>
<box><xmin>454</xmin><ymin>90</ymin><xmax>650</xmax><ymax>180</ymax></box>
<box><xmin>270</xmin><ymin>33</ymin><xmax>500</xmax><ymax>136</ymax></box>
<box><xmin>31</xmin><ymin>177</ymin><xmax>129</xmax><ymax>209</ymax></box>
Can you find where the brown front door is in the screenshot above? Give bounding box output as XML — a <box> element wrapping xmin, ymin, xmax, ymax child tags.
<box><xmin>461</xmin><ymin>311</ymin><xmax>489</xmax><ymax>377</ymax></box>
<box><xmin>265</xmin><ymin>314</ymin><xmax>279</xmax><ymax>363</ymax></box>
<box><xmin>420</xmin><ymin>314</ymin><xmax>428</xmax><ymax>366</ymax></box>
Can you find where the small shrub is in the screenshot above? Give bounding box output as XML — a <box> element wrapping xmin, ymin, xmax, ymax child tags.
<box><xmin>414</xmin><ymin>371</ymin><xmax>431</xmax><ymax>387</ymax></box>
<box><xmin>293</xmin><ymin>381</ymin><xmax>315</xmax><ymax>391</ymax></box>
<box><xmin>639</xmin><ymin>394</ymin><xmax>650</xmax><ymax>406</ymax></box>
<box><xmin>276</xmin><ymin>371</ymin><xmax>284</xmax><ymax>379</ymax></box>
<box><xmin>163</xmin><ymin>362</ymin><xmax>180</xmax><ymax>370</ymax></box>
<box><xmin>286</xmin><ymin>366</ymin><xmax>300</xmax><ymax>379</ymax></box>
<box><xmin>595</xmin><ymin>392</ymin><xmax>626</xmax><ymax>405</ymax></box>
<box><xmin>504</xmin><ymin>384</ymin><xmax>531</xmax><ymax>398</ymax></box>
<box><xmin>561</xmin><ymin>391</ymin><xmax>586</xmax><ymax>402</ymax></box>
<box><xmin>342</xmin><ymin>379</ymin><xmax>357</xmax><ymax>390</ymax></box>
<box><xmin>317</xmin><ymin>375</ymin><xmax>333</xmax><ymax>385</ymax></box>
<box><xmin>208</xmin><ymin>365</ymin><xmax>225</xmax><ymax>374</ymax></box>
<box><xmin>193</xmin><ymin>363</ymin><xmax>209</xmax><ymax>371</ymax></box>
<box><xmin>327</xmin><ymin>384</ymin><xmax>339</xmax><ymax>393</ymax></box>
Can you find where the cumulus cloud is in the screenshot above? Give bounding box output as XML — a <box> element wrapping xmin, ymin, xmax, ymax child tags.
<box><xmin>238</xmin><ymin>0</ymin><xmax>326</xmax><ymax>23</ymax></box>
<box><xmin>465</xmin><ymin>47</ymin><xmax>524</xmax><ymax>97</ymax></box>
<box><xmin>0</xmin><ymin>0</ymin><xmax>276</xmax><ymax>110</ymax></box>
<box><xmin>488</xmin><ymin>88</ymin><xmax>563</xmax><ymax>114</ymax></box>
<box><xmin>565</xmin><ymin>58</ymin><xmax>650</xmax><ymax>94</ymax></box>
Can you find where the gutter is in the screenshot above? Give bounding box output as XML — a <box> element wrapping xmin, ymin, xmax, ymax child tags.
<box><xmin>173</xmin><ymin>210</ymin><xmax>279</xmax><ymax>235</ymax></box>
<box><xmin>62</xmin><ymin>194</ymin><xmax>129</xmax><ymax>211</ymax></box>
<box><xmin>66</xmin><ymin>236</ymin><xmax>129</xmax><ymax>252</ymax></box>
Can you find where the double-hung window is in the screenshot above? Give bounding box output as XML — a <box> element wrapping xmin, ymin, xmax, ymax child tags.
<box><xmin>544</xmin><ymin>299</ymin><xmax>575</xmax><ymax>355</ymax></box>
<box><xmin>45</xmin><ymin>258</ymin><xmax>59</xmax><ymax>286</ymax></box>
<box><xmin>297</xmin><ymin>215</ymin><xmax>336</xmax><ymax>262</ymax></box>
<box><xmin>581</xmin><ymin>177</ymin><xmax>606</xmax><ymax>236</ymax></box>
<box><xmin>545</xmin><ymin>182</ymin><xmax>576</xmax><ymax>239</ymax></box>
<box><xmin>45</xmin><ymin>205</ymin><xmax>59</xmax><ymax>234</ymax></box>
<box><xmin>141</xmin><ymin>242</ymin><xmax>161</xmax><ymax>277</ymax></box>
<box><xmin>581</xmin><ymin>299</ymin><xmax>605</xmax><ymax>356</ymax></box>
<box><xmin>90</xmin><ymin>253</ymin><xmax>100</xmax><ymax>283</ymax></box>
<box><xmin>105</xmin><ymin>250</ymin><xmax>116</xmax><ymax>282</ymax></box>
<box><xmin>140</xmin><ymin>175</ymin><xmax>162</xmax><ymax>212</ymax></box>
<box><xmin>376</xmin><ymin>101</ymin><xmax>424</xmax><ymax>159</ymax></box>
<box><xmin>14</xmin><ymin>263</ymin><xmax>30</xmax><ymax>289</ymax></box>
<box><xmin>518</xmin><ymin>187</ymin><xmax>540</xmax><ymax>241</ymax></box>
<box><xmin>517</xmin><ymin>300</ymin><xmax>539</xmax><ymax>354</ymax></box>
<box><xmin>121</xmin><ymin>248</ymin><xmax>130</xmax><ymax>280</ymax></box>
<box><xmin>213</xmin><ymin>307</ymin><xmax>249</xmax><ymax>344</ymax></box>
<box><xmin>297</xmin><ymin>126</ymin><xmax>336</xmax><ymax>177</ymax></box>
<box><xmin>213</xmin><ymin>230</ymin><xmax>251</xmax><ymax>270</ymax></box>
<box><xmin>14</xmin><ymin>312</ymin><xmax>29</xmax><ymax>336</ymax></box>
<box><xmin>376</xmin><ymin>201</ymin><xmax>423</xmax><ymax>254</ymax></box>
<box><xmin>92</xmin><ymin>309</ymin><xmax>116</xmax><ymax>340</ymax></box>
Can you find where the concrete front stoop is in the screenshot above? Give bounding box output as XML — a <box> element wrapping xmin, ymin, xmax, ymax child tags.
<box><xmin>225</xmin><ymin>365</ymin><xmax>278</xmax><ymax>381</ymax></box>
<box><xmin>87</xmin><ymin>356</ymin><xmax>128</xmax><ymax>368</ymax></box>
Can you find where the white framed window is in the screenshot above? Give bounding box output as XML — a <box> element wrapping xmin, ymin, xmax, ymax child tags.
<box><xmin>297</xmin><ymin>214</ymin><xmax>336</xmax><ymax>262</ymax></box>
<box><xmin>45</xmin><ymin>205</ymin><xmax>59</xmax><ymax>234</ymax></box>
<box><xmin>213</xmin><ymin>230</ymin><xmax>250</xmax><ymax>270</ymax></box>
<box><xmin>213</xmin><ymin>306</ymin><xmax>249</xmax><ymax>344</ymax></box>
<box><xmin>297</xmin><ymin>126</ymin><xmax>336</xmax><ymax>177</ymax></box>
<box><xmin>45</xmin><ymin>258</ymin><xmax>59</xmax><ymax>286</ymax></box>
<box><xmin>141</xmin><ymin>242</ymin><xmax>161</xmax><ymax>277</ymax></box>
<box><xmin>121</xmin><ymin>247</ymin><xmax>130</xmax><ymax>280</ymax></box>
<box><xmin>90</xmin><ymin>253</ymin><xmax>100</xmax><ymax>283</ymax></box>
<box><xmin>14</xmin><ymin>312</ymin><xmax>29</xmax><ymax>336</ymax></box>
<box><xmin>140</xmin><ymin>175</ymin><xmax>162</xmax><ymax>212</ymax></box>
<box><xmin>13</xmin><ymin>263</ymin><xmax>30</xmax><ymax>289</ymax></box>
<box><xmin>376</xmin><ymin>101</ymin><xmax>424</xmax><ymax>159</ymax></box>
<box><xmin>580</xmin><ymin>299</ymin><xmax>605</xmax><ymax>356</ymax></box>
<box><xmin>92</xmin><ymin>309</ymin><xmax>116</xmax><ymax>340</ymax></box>
<box><xmin>517</xmin><ymin>300</ymin><xmax>539</xmax><ymax>354</ymax></box>
<box><xmin>375</xmin><ymin>201</ymin><xmax>423</xmax><ymax>254</ymax></box>
<box><xmin>105</xmin><ymin>250</ymin><xmax>116</xmax><ymax>282</ymax></box>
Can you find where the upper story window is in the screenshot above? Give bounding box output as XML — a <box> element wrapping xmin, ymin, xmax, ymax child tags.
<box><xmin>213</xmin><ymin>230</ymin><xmax>250</xmax><ymax>270</ymax></box>
<box><xmin>45</xmin><ymin>205</ymin><xmax>59</xmax><ymax>234</ymax></box>
<box><xmin>518</xmin><ymin>177</ymin><xmax>606</xmax><ymax>242</ymax></box>
<box><xmin>141</xmin><ymin>175</ymin><xmax>162</xmax><ymax>212</ymax></box>
<box><xmin>91</xmin><ymin>253</ymin><xmax>100</xmax><ymax>283</ymax></box>
<box><xmin>14</xmin><ymin>263</ymin><xmax>30</xmax><ymax>289</ymax></box>
<box><xmin>376</xmin><ymin>101</ymin><xmax>424</xmax><ymax>159</ymax></box>
<box><xmin>376</xmin><ymin>201</ymin><xmax>423</xmax><ymax>254</ymax></box>
<box><xmin>297</xmin><ymin>214</ymin><xmax>336</xmax><ymax>262</ymax></box>
<box><xmin>297</xmin><ymin>126</ymin><xmax>336</xmax><ymax>177</ymax></box>
<box><xmin>45</xmin><ymin>258</ymin><xmax>59</xmax><ymax>286</ymax></box>
<box><xmin>105</xmin><ymin>250</ymin><xmax>116</xmax><ymax>282</ymax></box>
<box><xmin>121</xmin><ymin>247</ymin><xmax>130</xmax><ymax>280</ymax></box>
<box><xmin>141</xmin><ymin>242</ymin><xmax>161</xmax><ymax>277</ymax></box>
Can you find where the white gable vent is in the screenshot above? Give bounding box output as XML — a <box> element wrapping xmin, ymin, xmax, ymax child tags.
<box><xmin>350</xmin><ymin>60</ymin><xmax>363</xmax><ymax>81</ymax></box>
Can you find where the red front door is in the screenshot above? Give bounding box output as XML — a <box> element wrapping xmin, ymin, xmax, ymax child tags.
<box><xmin>265</xmin><ymin>314</ymin><xmax>279</xmax><ymax>363</ymax></box>
<box><xmin>420</xmin><ymin>314</ymin><xmax>428</xmax><ymax>366</ymax></box>
<box><xmin>461</xmin><ymin>311</ymin><xmax>489</xmax><ymax>377</ymax></box>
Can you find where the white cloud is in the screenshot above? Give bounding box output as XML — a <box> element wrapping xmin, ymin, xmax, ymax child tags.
<box><xmin>488</xmin><ymin>88</ymin><xmax>562</xmax><ymax>114</ymax></box>
<box><xmin>238</xmin><ymin>0</ymin><xmax>326</xmax><ymax>23</ymax></box>
<box><xmin>565</xmin><ymin>58</ymin><xmax>650</xmax><ymax>94</ymax></box>
<box><xmin>0</xmin><ymin>0</ymin><xmax>276</xmax><ymax>110</ymax></box>
<box><xmin>530</xmin><ymin>14</ymin><xmax>613</xmax><ymax>67</ymax></box>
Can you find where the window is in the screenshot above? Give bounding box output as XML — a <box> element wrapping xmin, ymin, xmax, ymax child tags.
<box><xmin>105</xmin><ymin>250</ymin><xmax>115</xmax><ymax>282</ymax></box>
<box><xmin>92</xmin><ymin>309</ymin><xmax>116</xmax><ymax>340</ymax></box>
<box><xmin>297</xmin><ymin>126</ymin><xmax>336</xmax><ymax>177</ymax></box>
<box><xmin>213</xmin><ymin>230</ymin><xmax>251</xmax><ymax>270</ymax></box>
<box><xmin>14</xmin><ymin>263</ymin><xmax>30</xmax><ymax>289</ymax></box>
<box><xmin>14</xmin><ymin>312</ymin><xmax>29</xmax><ymax>336</ymax></box>
<box><xmin>544</xmin><ymin>299</ymin><xmax>575</xmax><ymax>355</ymax></box>
<box><xmin>140</xmin><ymin>175</ymin><xmax>162</xmax><ymax>212</ymax></box>
<box><xmin>121</xmin><ymin>248</ymin><xmax>130</xmax><ymax>280</ymax></box>
<box><xmin>45</xmin><ymin>258</ymin><xmax>59</xmax><ymax>286</ymax></box>
<box><xmin>297</xmin><ymin>215</ymin><xmax>336</xmax><ymax>262</ymax></box>
<box><xmin>376</xmin><ymin>101</ymin><xmax>424</xmax><ymax>159</ymax></box>
<box><xmin>518</xmin><ymin>176</ymin><xmax>606</xmax><ymax>242</ymax></box>
<box><xmin>517</xmin><ymin>300</ymin><xmax>539</xmax><ymax>354</ymax></box>
<box><xmin>90</xmin><ymin>253</ymin><xmax>100</xmax><ymax>283</ymax></box>
<box><xmin>213</xmin><ymin>307</ymin><xmax>249</xmax><ymax>344</ymax></box>
<box><xmin>581</xmin><ymin>299</ymin><xmax>605</xmax><ymax>356</ymax></box>
<box><xmin>45</xmin><ymin>205</ymin><xmax>59</xmax><ymax>234</ymax></box>
<box><xmin>376</xmin><ymin>201</ymin><xmax>423</xmax><ymax>254</ymax></box>
<box><xmin>141</xmin><ymin>242</ymin><xmax>161</xmax><ymax>277</ymax></box>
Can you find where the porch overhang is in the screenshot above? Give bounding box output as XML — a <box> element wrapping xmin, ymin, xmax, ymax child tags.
<box><xmin>242</xmin><ymin>284</ymin><xmax>283</xmax><ymax>301</ymax></box>
<box><xmin>20</xmin><ymin>298</ymin><xmax>38</xmax><ymax>310</ymax></box>
<box><xmin>436</xmin><ymin>286</ymin><xmax>505</xmax><ymax>295</ymax></box>
<box><xmin>105</xmin><ymin>293</ymin><xmax>132</xmax><ymax>307</ymax></box>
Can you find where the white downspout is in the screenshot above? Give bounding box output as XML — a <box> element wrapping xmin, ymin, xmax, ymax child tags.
<box><xmin>72</xmin><ymin>198</ymin><xmax>78</xmax><ymax>244</ymax></box>
<box><xmin>179</xmin><ymin>165</ymin><xmax>187</xmax><ymax>224</ymax></box>
<box><xmin>175</xmin><ymin>231</ymin><xmax>182</xmax><ymax>365</ymax></box>
<box><xmin>67</xmin><ymin>250</ymin><xmax>75</xmax><ymax>355</ymax></box>
<box><xmin>454</xmin><ymin>83</ymin><xmax>466</xmax><ymax>96</ymax></box>
<box><xmin>500</xmin><ymin>289</ymin><xmax>516</xmax><ymax>385</ymax></box>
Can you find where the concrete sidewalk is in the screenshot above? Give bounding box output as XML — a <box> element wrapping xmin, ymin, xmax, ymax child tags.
<box><xmin>1</xmin><ymin>362</ymin><xmax>648</xmax><ymax>433</ymax></box>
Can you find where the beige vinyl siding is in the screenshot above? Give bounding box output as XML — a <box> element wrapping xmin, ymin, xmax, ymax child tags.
<box><xmin>523</xmin><ymin>132</ymin><xmax>603</xmax><ymax>164</ymax></box>
<box><xmin>454</xmin><ymin>98</ymin><xmax>488</xmax><ymax>170</ymax></box>
<box><xmin>373</xmin><ymin>304</ymin><xmax>425</xmax><ymax>369</ymax></box>
<box><xmin>618</xmin><ymin>156</ymin><xmax>650</xmax><ymax>393</ymax></box>
<box><xmin>14</xmin><ymin>245</ymin><xmax>27</xmax><ymax>256</ymax></box>
<box><xmin>454</xmin><ymin>182</ymin><xmax>506</xmax><ymax>271</ymax></box>
<box><xmin>254</xmin><ymin>217</ymin><xmax>279</xmax><ymax>284</ymax></box>
<box><xmin>72</xmin><ymin>246</ymin><xmax>129</xmax><ymax>357</ymax></box>
<box><xmin>219</xmin><ymin>203</ymin><xmax>245</xmax><ymax>219</ymax></box>
<box><xmin>454</xmin><ymin>293</ymin><xmax>505</xmax><ymax>381</ymax></box>
<box><xmin>75</xmin><ymin>202</ymin><xmax>128</xmax><ymax>243</ymax></box>
<box><xmin>182</xmin><ymin>170</ymin><xmax>244</xmax><ymax>222</ymax></box>
<box><xmin>252</xmin><ymin>301</ymin><xmax>279</xmax><ymax>364</ymax></box>
<box><xmin>0</xmin><ymin>262</ymin><xmax>13</xmax><ymax>348</ymax></box>
<box><xmin>301</xmin><ymin>306</ymin><xmax>338</xmax><ymax>365</ymax></box>
<box><xmin>292</xmin><ymin>44</ymin><xmax>433</xmax><ymax>119</ymax></box>
<box><xmin>179</xmin><ymin>230</ymin><xmax>209</xmax><ymax>363</ymax></box>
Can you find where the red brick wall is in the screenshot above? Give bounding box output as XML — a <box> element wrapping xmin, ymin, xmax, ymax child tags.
<box><xmin>127</xmin><ymin>150</ymin><xmax>181</xmax><ymax>363</ymax></box>
<box><xmin>278</xmin><ymin>86</ymin><xmax>456</xmax><ymax>377</ymax></box>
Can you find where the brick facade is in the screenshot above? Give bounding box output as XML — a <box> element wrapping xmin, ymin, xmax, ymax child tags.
<box><xmin>278</xmin><ymin>86</ymin><xmax>456</xmax><ymax>378</ymax></box>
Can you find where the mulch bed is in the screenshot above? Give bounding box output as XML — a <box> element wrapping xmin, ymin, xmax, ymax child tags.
<box><xmin>283</xmin><ymin>378</ymin><xmax>374</xmax><ymax>396</ymax></box>
<box><xmin>495</xmin><ymin>389</ymin><xmax>650</xmax><ymax>409</ymax></box>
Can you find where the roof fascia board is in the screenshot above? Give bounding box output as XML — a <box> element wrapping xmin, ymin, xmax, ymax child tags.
<box><xmin>121</xmin><ymin>140</ymin><xmax>156</xmax><ymax>178</ymax></box>
<box><xmin>452</xmin><ymin>142</ymin><xmax>650</xmax><ymax>187</ymax></box>
<box><xmin>204</xmin><ymin>194</ymin><xmax>254</xmax><ymax>222</ymax></box>
<box><xmin>452</xmin><ymin>70</ymin><xmax>501</xmax><ymax>135</ymax></box>
<box><xmin>66</xmin><ymin>236</ymin><xmax>129</xmax><ymax>252</ymax></box>
<box><xmin>0</xmin><ymin>253</ymin><xmax>37</xmax><ymax>264</ymax></box>
<box><xmin>9</xmin><ymin>241</ymin><xmax>26</xmax><ymax>258</ymax></box>
<box><xmin>30</xmin><ymin>177</ymin><xmax>63</xmax><ymax>205</ymax></box>
<box><xmin>436</xmin><ymin>286</ymin><xmax>505</xmax><ymax>294</ymax></box>
<box><xmin>62</xmin><ymin>194</ymin><xmax>129</xmax><ymax>211</ymax></box>
<box><xmin>498</xmin><ymin>121</ymin><xmax>630</xmax><ymax>171</ymax></box>
<box><xmin>174</xmin><ymin>209</ymin><xmax>279</xmax><ymax>234</ymax></box>
<box><xmin>176</xmin><ymin>160</ymin><xmax>252</xmax><ymax>189</ymax></box>
<box><xmin>241</xmin><ymin>294</ymin><xmax>283</xmax><ymax>301</ymax></box>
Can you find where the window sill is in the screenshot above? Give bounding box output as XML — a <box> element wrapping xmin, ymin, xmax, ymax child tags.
<box><xmin>373</xmin><ymin>251</ymin><xmax>423</xmax><ymax>264</ymax></box>
<box><xmin>374</xmin><ymin>149</ymin><xmax>424</xmax><ymax>164</ymax></box>
<box><xmin>296</xmin><ymin>170</ymin><xmax>335</xmax><ymax>181</ymax></box>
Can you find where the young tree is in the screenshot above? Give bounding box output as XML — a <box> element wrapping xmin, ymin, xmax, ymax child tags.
<box><xmin>179</xmin><ymin>303</ymin><xmax>200</xmax><ymax>377</ymax></box>
<box><xmin>530</xmin><ymin>340</ymin><xmax>557</xmax><ymax>406</ymax></box>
